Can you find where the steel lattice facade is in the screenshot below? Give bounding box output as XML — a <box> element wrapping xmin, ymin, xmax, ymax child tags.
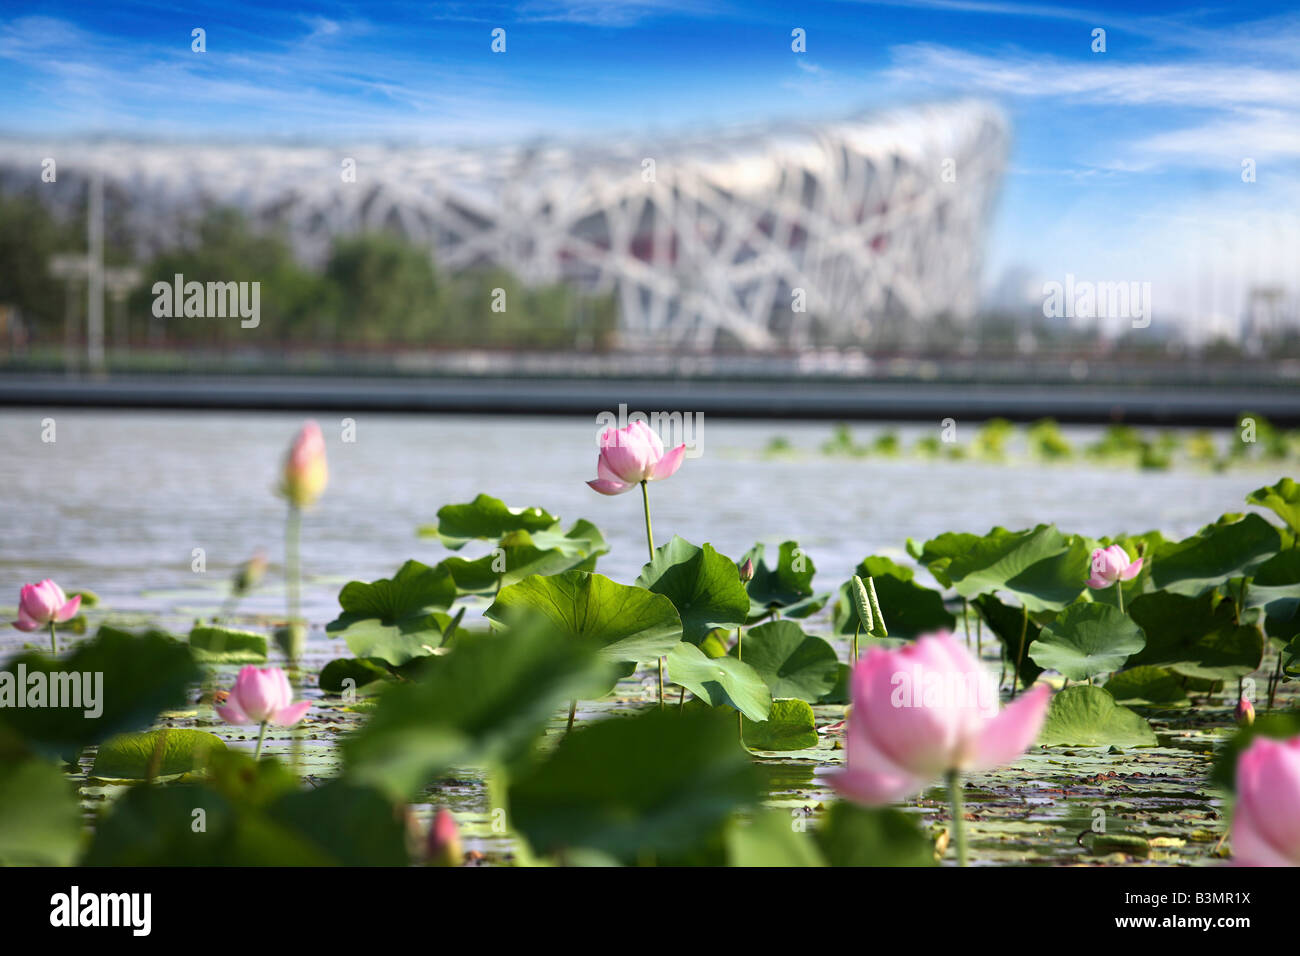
<box><xmin>0</xmin><ymin>100</ymin><xmax>1007</xmax><ymax>350</ymax></box>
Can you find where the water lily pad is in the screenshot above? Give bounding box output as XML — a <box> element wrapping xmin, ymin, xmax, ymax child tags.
<box><xmin>743</xmin><ymin>698</ymin><xmax>818</xmax><ymax>751</ymax></box>
<box><xmin>189</xmin><ymin>625</ymin><xmax>268</xmax><ymax>663</ymax></box>
<box><xmin>909</xmin><ymin>531</ymin><xmax>986</xmax><ymax>588</ymax></box>
<box><xmin>1245</xmin><ymin>548</ymin><xmax>1300</xmax><ymax>642</ymax></box>
<box><xmin>636</xmin><ymin>537</ymin><xmax>751</xmax><ymax>644</ymax></box>
<box><xmin>420</xmin><ymin>493</ymin><xmax>559</xmax><ymax>549</ymax></box>
<box><xmin>666</xmin><ymin>642</ymin><xmax>771</xmax><ymax>721</ymax></box>
<box><xmin>1038</xmin><ymin>685</ymin><xmax>1157</xmax><ymax>748</ymax></box>
<box><xmin>325</xmin><ymin>560</ymin><xmax>457</xmax><ymax>666</ymax></box>
<box><xmin>91</xmin><ymin>729</ymin><xmax>226</xmax><ymax>779</ymax></box>
<box><xmin>509</xmin><ymin>708</ymin><xmax>759</xmax><ymax>863</ymax></box>
<box><xmin>1029</xmin><ymin>603</ymin><xmax>1146</xmax><ymax>681</ymax></box>
<box><xmin>831</xmin><ymin>555</ymin><xmax>955</xmax><ymax>638</ymax></box>
<box><xmin>486</xmin><ymin>571</ymin><xmax>682</xmax><ymax>674</ymax></box>
<box><xmin>1150</xmin><ymin>513</ymin><xmax>1281</xmax><ymax>596</ymax></box>
<box><xmin>730</xmin><ymin>620</ymin><xmax>839</xmax><ymax>702</ymax></box>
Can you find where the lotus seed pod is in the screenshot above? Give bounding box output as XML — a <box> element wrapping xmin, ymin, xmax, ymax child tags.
<box><xmin>851</xmin><ymin>575</ymin><xmax>873</xmax><ymax>632</ymax></box>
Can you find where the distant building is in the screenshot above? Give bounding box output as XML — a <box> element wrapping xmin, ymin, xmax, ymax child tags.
<box><xmin>0</xmin><ymin>101</ymin><xmax>1008</xmax><ymax>351</ymax></box>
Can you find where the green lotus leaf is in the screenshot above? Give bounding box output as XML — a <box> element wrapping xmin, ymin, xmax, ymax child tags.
<box><xmin>189</xmin><ymin>625</ymin><xmax>268</xmax><ymax>663</ymax></box>
<box><xmin>636</xmin><ymin>536</ymin><xmax>751</xmax><ymax>644</ymax></box>
<box><xmin>0</xmin><ymin>626</ymin><xmax>201</xmax><ymax>756</ymax></box>
<box><xmin>319</xmin><ymin>657</ymin><xmax>393</xmax><ymax>695</ymax></box>
<box><xmin>1029</xmin><ymin>603</ymin><xmax>1146</xmax><ymax>681</ymax></box>
<box><xmin>1127</xmin><ymin>590</ymin><xmax>1264</xmax><ymax>680</ymax></box>
<box><xmin>742</xmin><ymin>698</ymin><xmax>819</xmax><ymax>751</ymax></box>
<box><xmin>972</xmin><ymin>593</ymin><xmax>1044</xmax><ymax>688</ymax></box>
<box><xmin>1038</xmin><ymin>685</ymin><xmax>1158</xmax><ymax>748</ymax></box>
<box><xmin>1246</xmin><ymin>477</ymin><xmax>1300</xmax><ymax>534</ymax></box>
<box><xmin>508</xmin><ymin>708</ymin><xmax>759</xmax><ymax>863</ymax></box>
<box><xmin>729</xmin><ymin>620</ymin><xmax>840</xmax><ymax>702</ymax></box>
<box><xmin>743</xmin><ymin>540</ymin><xmax>828</xmax><ymax>621</ymax></box>
<box><xmin>90</xmin><ymin>729</ymin><xmax>226</xmax><ymax>779</ymax></box>
<box><xmin>1245</xmin><ymin>548</ymin><xmax>1300</xmax><ymax>643</ymax></box>
<box><xmin>726</xmin><ymin>810</ymin><xmax>826</xmax><ymax>867</ymax></box>
<box><xmin>0</xmin><ymin>756</ymin><xmax>81</xmax><ymax>865</ymax></box>
<box><xmin>438</xmin><ymin>519</ymin><xmax>609</xmax><ymax>595</ymax></box>
<box><xmin>1150</xmin><ymin>513</ymin><xmax>1281</xmax><ymax>597</ymax></box>
<box><xmin>325</xmin><ymin>559</ymin><xmax>457</xmax><ymax>665</ymax></box>
<box><xmin>1103</xmin><ymin>666</ymin><xmax>1189</xmax><ymax>706</ymax></box>
<box><xmin>815</xmin><ymin>801</ymin><xmax>937</xmax><ymax>867</ymax></box>
<box><xmin>486</xmin><ymin>571</ymin><xmax>683</xmax><ymax>676</ymax></box>
<box><xmin>343</xmin><ymin>627</ymin><xmax>609</xmax><ymax>800</ymax></box>
<box><xmin>419</xmin><ymin>493</ymin><xmax>559</xmax><ymax>549</ymax></box>
<box><xmin>666</xmin><ymin>642</ymin><xmax>771</xmax><ymax>721</ymax></box>
<box><xmin>945</xmin><ymin>525</ymin><xmax>1087</xmax><ymax>612</ymax></box>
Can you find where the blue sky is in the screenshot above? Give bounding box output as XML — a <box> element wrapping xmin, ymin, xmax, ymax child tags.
<box><xmin>2</xmin><ymin>1</ymin><xmax>1298</xmax><ymax>329</ymax></box>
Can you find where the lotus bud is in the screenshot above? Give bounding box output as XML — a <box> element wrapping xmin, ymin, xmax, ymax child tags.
<box><xmin>232</xmin><ymin>549</ymin><xmax>268</xmax><ymax>597</ymax></box>
<box><xmin>1236</xmin><ymin>697</ymin><xmax>1255</xmax><ymax>727</ymax></box>
<box><xmin>281</xmin><ymin>420</ymin><xmax>328</xmax><ymax>509</ymax></box>
<box><xmin>427</xmin><ymin>808</ymin><xmax>463</xmax><ymax>867</ymax></box>
<box><xmin>738</xmin><ymin>558</ymin><xmax>755</xmax><ymax>583</ymax></box>
<box><xmin>851</xmin><ymin>575</ymin><xmax>873</xmax><ymax>632</ymax></box>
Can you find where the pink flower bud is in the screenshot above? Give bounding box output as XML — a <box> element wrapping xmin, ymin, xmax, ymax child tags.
<box><xmin>738</xmin><ymin>558</ymin><xmax>755</xmax><ymax>583</ymax></box>
<box><xmin>281</xmin><ymin>420</ymin><xmax>328</xmax><ymax>508</ymax></box>
<box><xmin>1087</xmin><ymin>545</ymin><xmax>1142</xmax><ymax>589</ymax></box>
<box><xmin>1231</xmin><ymin>735</ymin><xmax>1300</xmax><ymax>865</ymax></box>
<box><xmin>426</xmin><ymin>808</ymin><xmax>462</xmax><ymax>867</ymax></box>
<box><xmin>1236</xmin><ymin>697</ymin><xmax>1255</xmax><ymax>727</ymax></box>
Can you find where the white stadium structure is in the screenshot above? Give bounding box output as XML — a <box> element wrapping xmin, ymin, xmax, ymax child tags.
<box><xmin>0</xmin><ymin>101</ymin><xmax>1007</xmax><ymax>350</ymax></box>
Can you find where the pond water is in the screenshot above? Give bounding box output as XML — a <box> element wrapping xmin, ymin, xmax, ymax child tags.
<box><xmin>1</xmin><ymin>409</ymin><xmax>1286</xmax><ymax>865</ymax></box>
<box><xmin>0</xmin><ymin>409</ymin><xmax>1272</xmax><ymax>627</ymax></box>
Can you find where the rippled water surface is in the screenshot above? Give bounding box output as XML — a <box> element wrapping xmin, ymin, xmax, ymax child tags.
<box><xmin>0</xmin><ymin>409</ymin><xmax>1273</xmax><ymax>629</ymax></box>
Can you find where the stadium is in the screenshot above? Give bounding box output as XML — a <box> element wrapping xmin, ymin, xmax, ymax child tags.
<box><xmin>0</xmin><ymin>100</ymin><xmax>1007</xmax><ymax>351</ymax></box>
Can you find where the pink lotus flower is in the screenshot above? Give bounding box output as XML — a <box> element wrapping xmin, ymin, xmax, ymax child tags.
<box><xmin>586</xmin><ymin>420</ymin><xmax>685</xmax><ymax>496</ymax></box>
<box><xmin>1231</xmin><ymin>735</ymin><xmax>1300</xmax><ymax>866</ymax></box>
<box><xmin>215</xmin><ymin>666</ymin><xmax>311</xmax><ymax>727</ymax></box>
<box><xmin>426</xmin><ymin>808</ymin><xmax>463</xmax><ymax>867</ymax></box>
<box><xmin>1087</xmin><ymin>545</ymin><xmax>1142</xmax><ymax>589</ymax></box>
<box><xmin>13</xmin><ymin>579</ymin><xmax>80</xmax><ymax>632</ymax></box>
<box><xmin>833</xmin><ymin>631</ymin><xmax>1051</xmax><ymax>804</ymax></box>
<box><xmin>1235</xmin><ymin>697</ymin><xmax>1255</xmax><ymax>727</ymax></box>
<box><xmin>281</xmin><ymin>420</ymin><xmax>328</xmax><ymax>508</ymax></box>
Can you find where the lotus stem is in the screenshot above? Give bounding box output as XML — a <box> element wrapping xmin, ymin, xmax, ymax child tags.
<box><xmin>566</xmin><ymin>699</ymin><xmax>576</xmax><ymax>733</ymax></box>
<box><xmin>1115</xmin><ymin>579</ymin><xmax>1124</xmax><ymax>615</ymax></box>
<box><xmin>852</xmin><ymin>623</ymin><xmax>859</xmax><ymax>665</ymax></box>
<box><xmin>254</xmin><ymin>720</ymin><xmax>269</xmax><ymax>760</ymax></box>
<box><xmin>639</xmin><ymin>480</ymin><xmax>664</xmax><ymax>709</ymax></box>
<box><xmin>962</xmin><ymin>598</ymin><xmax>970</xmax><ymax>647</ymax></box>
<box><xmin>48</xmin><ymin>620</ymin><xmax>58</xmax><ymax>656</ymax></box>
<box><xmin>1011</xmin><ymin>605</ymin><xmax>1028</xmax><ymax>698</ymax></box>
<box><xmin>947</xmin><ymin>769</ymin><xmax>968</xmax><ymax>867</ymax></box>
<box><xmin>737</xmin><ymin>625</ymin><xmax>744</xmax><ymax>744</ymax></box>
<box><xmin>286</xmin><ymin>503</ymin><xmax>302</xmax><ymax>660</ymax></box>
